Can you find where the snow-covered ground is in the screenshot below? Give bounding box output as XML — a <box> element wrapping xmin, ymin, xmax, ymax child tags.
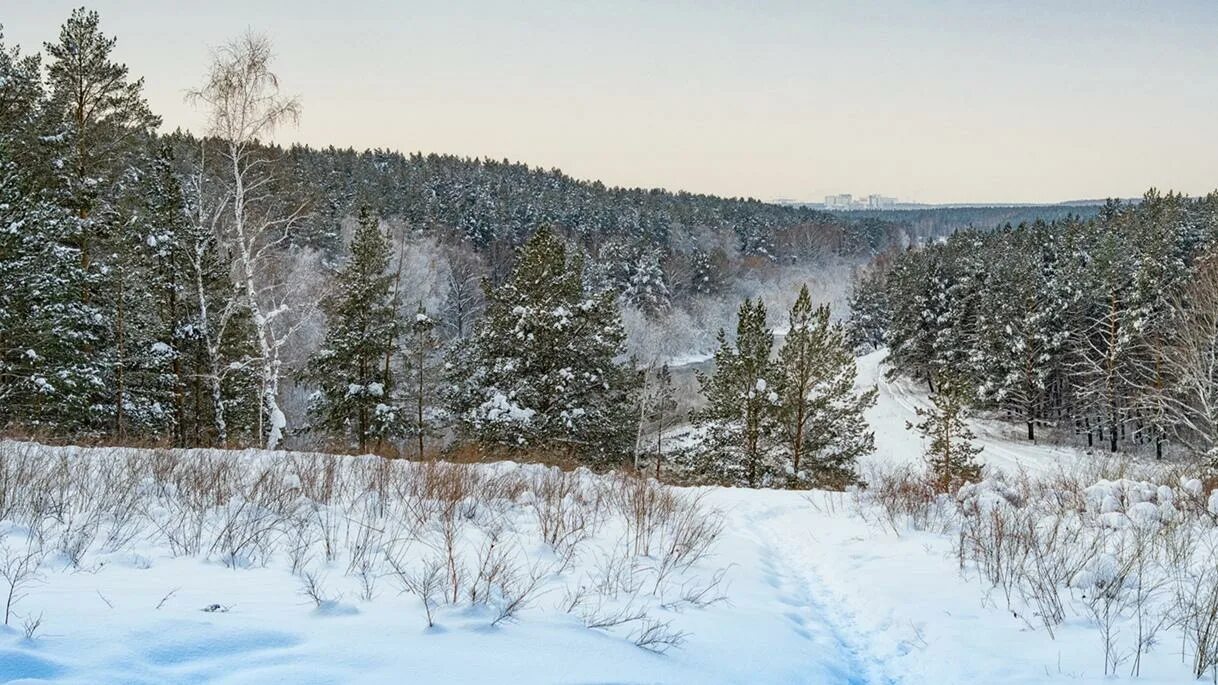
<box><xmin>857</xmin><ymin>349</ymin><xmax>1090</xmax><ymax>476</ymax></box>
<box><xmin>0</xmin><ymin>353</ymin><xmax>1202</xmax><ymax>684</ymax></box>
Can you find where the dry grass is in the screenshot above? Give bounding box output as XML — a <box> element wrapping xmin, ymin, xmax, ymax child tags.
<box><xmin>858</xmin><ymin>461</ymin><xmax>1218</xmax><ymax>679</ymax></box>
<box><xmin>0</xmin><ymin>438</ymin><xmax>725</xmax><ymax>652</ymax></box>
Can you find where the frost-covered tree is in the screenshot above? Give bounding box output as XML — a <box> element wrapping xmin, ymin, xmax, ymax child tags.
<box><xmin>306</xmin><ymin>208</ymin><xmax>399</xmax><ymax>452</ymax></box>
<box><xmin>39</xmin><ymin>9</ymin><xmax>161</xmax><ymax>434</ymax></box>
<box><xmin>405</xmin><ymin>306</ymin><xmax>442</xmax><ymax>458</ymax></box>
<box><xmin>845</xmin><ymin>261</ymin><xmax>890</xmax><ymax>351</ymax></box>
<box><xmin>439</xmin><ymin>235</ymin><xmax>485</xmax><ymax>339</ymax></box>
<box><xmin>187</xmin><ymin>32</ymin><xmax>306</xmax><ymax>449</ymax></box>
<box><xmin>775</xmin><ymin>285</ymin><xmax>876</xmax><ymax>488</ymax></box>
<box><xmin>623</xmin><ymin>250</ymin><xmax>671</xmax><ymax>316</ymax></box>
<box><xmin>693</xmin><ymin>298</ymin><xmax>778</xmax><ymax>487</ymax></box>
<box><xmin>908</xmin><ymin>374</ymin><xmax>983</xmax><ymax>492</ymax></box>
<box><xmin>1159</xmin><ymin>252</ymin><xmax>1218</xmax><ymax>464</ymax></box>
<box><xmin>446</xmin><ymin>226</ymin><xmax>637</xmax><ymax>463</ymax></box>
<box><xmin>645</xmin><ymin>363</ymin><xmax>677</xmax><ymax>479</ymax></box>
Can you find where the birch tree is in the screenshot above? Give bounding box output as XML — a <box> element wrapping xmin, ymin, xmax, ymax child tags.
<box><xmin>187</xmin><ymin>33</ymin><xmax>305</xmax><ymax>449</ymax></box>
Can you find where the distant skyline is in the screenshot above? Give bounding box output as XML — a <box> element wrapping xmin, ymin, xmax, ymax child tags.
<box><xmin>6</xmin><ymin>0</ymin><xmax>1218</xmax><ymax>204</ymax></box>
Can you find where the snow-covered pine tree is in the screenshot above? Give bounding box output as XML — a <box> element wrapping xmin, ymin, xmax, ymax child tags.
<box><xmin>974</xmin><ymin>222</ymin><xmax>1070</xmax><ymax>442</ymax></box>
<box><xmin>693</xmin><ymin>298</ymin><xmax>778</xmax><ymax>487</ymax></box>
<box><xmin>623</xmin><ymin>250</ymin><xmax>671</xmax><ymax>316</ymax></box>
<box><xmin>38</xmin><ymin>8</ymin><xmax>161</xmax><ymax>434</ymax></box>
<box><xmin>845</xmin><ymin>261</ymin><xmax>890</xmax><ymax>352</ymax></box>
<box><xmin>908</xmin><ymin>373</ymin><xmax>983</xmax><ymax>492</ymax></box>
<box><xmin>1067</xmin><ymin>204</ymin><xmax>1143</xmax><ymax>453</ymax></box>
<box><xmin>306</xmin><ymin>207</ymin><xmax>400</xmax><ymax>452</ymax></box>
<box><xmin>775</xmin><ymin>285</ymin><xmax>876</xmax><ymax>489</ymax></box>
<box><xmin>405</xmin><ymin>306</ymin><xmax>442</xmax><ymax>459</ymax></box>
<box><xmin>0</xmin><ymin>28</ymin><xmax>52</xmax><ymax>428</ymax></box>
<box><xmin>445</xmin><ymin>225</ymin><xmax>637</xmax><ymax>464</ymax></box>
<box><xmin>884</xmin><ymin>247</ymin><xmax>940</xmax><ymax>390</ymax></box>
<box><xmin>107</xmin><ymin>146</ymin><xmax>189</xmax><ymax>439</ymax></box>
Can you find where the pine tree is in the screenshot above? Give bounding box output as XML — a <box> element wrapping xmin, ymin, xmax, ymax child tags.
<box><xmin>884</xmin><ymin>247</ymin><xmax>940</xmax><ymax>389</ymax></box>
<box><xmin>405</xmin><ymin>306</ymin><xmax>442</xmax><ymax>459</ymax></box>
<box><xmin>845</xmin><ymin>262</ymin><xmax>890</xmax><ymax>351</ymax></box>
<box><xmin>974</xmin><ymin>223</ymin><xmax>1070</xmax><ymax>443</ymax></box>
<box><xmin>645</xmin><ymin>363</ymin><xmax>677</xmax><ymax>478</ymax></box>
<box><xmin>908</xmin><ymin>374</ymin><xmax>983</xmax><ymax>492</ymax></box>
<box><xmin>693</xmin><ymin>298</ymin><xmax>778</xmax><ymax>487</ymax></box>
<box><xmin>306</xmin><ymin>208</ymin><xmax>400</xmax><ymax>452</ymax></box>
<box><xmin>107</xmin><ymin>147</ymin><xmax>185</xmax><ymax>439</ymax></box>
<box><xmin>623</xmin><ymin>250</ymin><xmax>671</xmax><ymax>316</ymax></box>
<box><xmin>775</xmin><ymin>285</ymin><xmax>876</xmax><ymax>489</ymax></box>
<box><xmin>39</xmin><ymin>8</ymin><xmax>161</xmax><ymax>435</ymax></box>
<box><xmin>446</xmin><ymin>225</ymin><xmax>637</xmax><ymax>463</ymax></box>
<box><xmin>0</xmin><ymin>28</ymin><xmax>50</xmax><ymax>427</ymax></box>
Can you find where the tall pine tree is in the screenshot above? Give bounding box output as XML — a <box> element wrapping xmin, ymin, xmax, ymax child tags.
<box><xmin>446</xmin><ymin>225</ymin><xmax>637</xmax><ymax>464</ymax></box>
<box><xmin>306</xmin><ymin>208</ymin><xmax>400</xmax><ymax>452</ymax></box>
<box><xmin>775</xmin><ymin>285</ymin><xmax>876</xmax><ymax>489</ymax></box>
<box><xmin>693</xmin><ymin>299</ymin><xmax>777</xmax><ymax>487</ymax></box>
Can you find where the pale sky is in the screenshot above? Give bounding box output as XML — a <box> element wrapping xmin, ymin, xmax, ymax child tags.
<box><xmin>5</xmin><ymin>1</ymin><xmax>1218</xmax><ymax>204</ymax></box>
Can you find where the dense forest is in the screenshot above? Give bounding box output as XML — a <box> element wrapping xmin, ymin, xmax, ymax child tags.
<box><xmin>836</xmin><ymin>203</ymin><xmax>1106</xmax><ymax>242</ymax></box>
<box><xmin>851</xmin><ymin>192</ymin><xmax>1218</xmax><ymax>463</ymax></box>
<box><xmin>0</xmin><ymin>11</ymin><xmax>882</xmax><ymax>485</ymax></box>
<box><xmin>6</xmin><ymin>10</ymin><xmax>1212</xmax><ymax>491</ymax></box>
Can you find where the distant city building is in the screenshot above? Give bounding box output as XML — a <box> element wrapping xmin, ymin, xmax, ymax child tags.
<box><xmin>824</xmin><ymin>193</ymin><xmax>853</xmax><ymax>210</ymax></box>
<box><xmin>866</xmin><ymin>194</ymin><xmax>897</xmax><ymax>209</ymax></box>
<box><xmin>823</xmin><ymin>193</ymin><xmax>898</xmax><ymax>210</ymax></box>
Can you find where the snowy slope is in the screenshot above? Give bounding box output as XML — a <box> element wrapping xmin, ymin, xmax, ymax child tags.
<box><xmin>857</xmin><ymin>350</ymin><xmax>1089</xmax><ymax>476</ymax></box>
<box><xmin>0</xmin><ymin>358</ymin><xmax>1199</xmax><ymax>685</ymax></box>
<box><xmin>2</xmin><ymin>471</ymin><xmax>1202</xmax><ymax>685</ymax></box>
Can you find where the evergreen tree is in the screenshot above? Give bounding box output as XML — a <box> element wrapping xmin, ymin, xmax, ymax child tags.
<box><xmin>107</xmin><ymin>147</ymin><xmax>185</xmax><ymax>438</ymax></box>
<box><xmin>39</xmin><ymin>8</ymin><xmax>161</xmax><ymax>434</ymax></box>
<box><xmin>775</xmin><ymin>286</ymin><xmax>876</xmax><ymax>488</ymax></box>
<box><xmin>693</xmin><ymin>298</ymin><xmax>778</xmax><ymax>487</ymax></box>
<box><xmin>974</xmin><ymin>223</ymin><xmax>1070</xmax><ymax>442</ymax></box>
<box><xmin>845</xmin><ymin>262</ymin><xmax>890</xmax><ymax>351</ymax></box>
<box><xmin>0</xmin><ymin>28</ymin><xmax>51</xmax><ymax>427</ymax></box>
<box><xmin>884</xmin><ymin>247</ymin><xmax>940</xmax><ymax>390</ymax></box>
<box><xmin>623</xmin><ymin>250</ymin><xmax>671</xmax><ymax>316</ymax></box>
<box><xmin>306</xmin><ymin>208</ymin><xmax>400</xmax><ymax>452</ymax></box>
<box><xmin>646</xmin><ymin>363</ymin><xmax>677</xmax><ymax>479</ymax></box>
<box><xmin>405</xmin><ymin>306</ymin><xmax>442</xmax><ymax>459</ymax></box>
<box><xmin>446</xmin><ymin>225</ymin><xmax>637</xmax><ymax>464</ymax></box>
<box><xmin>908</xmin><ymin>374</ymin><xmax>983</xmax><ymax>492</ymax></box>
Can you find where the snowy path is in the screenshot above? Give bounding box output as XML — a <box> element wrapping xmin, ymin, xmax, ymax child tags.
<box><xmin>857</xmin><ymin>350</ymin><xmax>1087</xmax><ymax>476</ymax></box>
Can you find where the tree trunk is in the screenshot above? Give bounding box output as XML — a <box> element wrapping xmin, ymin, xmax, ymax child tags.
<box><xmin>115</xmin><ymin>268</ymin><xmax>126</xmax><ymax>439</ymax></box>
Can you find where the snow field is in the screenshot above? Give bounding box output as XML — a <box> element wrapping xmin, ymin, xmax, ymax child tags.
<box><xmin>0</xmin><ymin>441</ymin><xmax>877</xmax><ymax>684</ymax></box>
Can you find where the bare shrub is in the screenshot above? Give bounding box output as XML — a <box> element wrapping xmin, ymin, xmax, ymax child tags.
<box><xmin>389</xmin><ymin>555</ymin><xmax>446</xmax><ymax>628</ymax></box>
<box><xmin>0</xmin><ymin>537</ymin><xmax>45</xmax><ymax>625</ymax></box>
<box><xmin>529</xmin><ymin>468</ymin><xmax>598</xmax><ymax>564</ymax></box>
<box><xmin>632</xmin><ymin>617</ymin><xmax>688</xmax><ymax>653</ymax></box>
<box><xmin>299</xmin><ymin>568</ymin><xmax>338</xmax><ymax>608</ymax></box>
